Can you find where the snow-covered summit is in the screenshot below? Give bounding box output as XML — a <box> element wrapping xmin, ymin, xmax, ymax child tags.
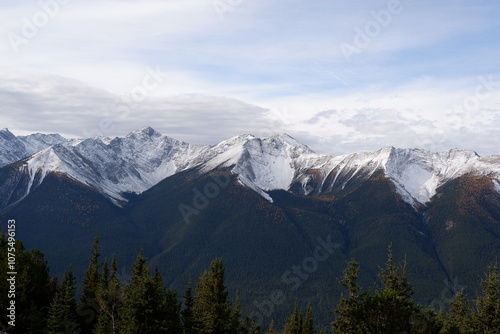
<box><xmin>294</xmin><ymin>146</ymin><xmax>500</xmax><ymax>208</ymax></box>
<box><xmin>193</xmin><ymin>133</ymin><xmax>319</xmax><ymax>202</ymax></box>
<box><xmin>125</xmin><ymin>126</ymin><xmax>162</xmax><ymax>139</ymax></box>
<box><xmin>0</xmin><ymin>128</ymin><xmax>66</xmax><ymax>167</ymax></box>
<box><xmin>18</xmin><ymin>128</ymin><xmax>208</xmax><ymax>204</ymax></box>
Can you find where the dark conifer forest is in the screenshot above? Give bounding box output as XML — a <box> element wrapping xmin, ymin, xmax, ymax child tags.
<box><xmin>1</xmin><ymin>234</ymin><xmax>499</xmax><ymax>334</ymax></box>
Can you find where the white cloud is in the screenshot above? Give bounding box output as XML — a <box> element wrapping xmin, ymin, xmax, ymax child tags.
<box><xmin>0</xmin><ymin>0</ymin><xmax>499</xmax><ymax>156</ymax></box>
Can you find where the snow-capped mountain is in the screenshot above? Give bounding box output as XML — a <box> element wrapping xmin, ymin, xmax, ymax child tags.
<box><xmin>0</xmin><ymin>127</ymin><xmax>499</xmax><ymax>209</ymax></box>
<box><xmin>293</xmin><ymin>147</ymin><xmax>500</xmax><ymax>208</ymax></box>
<box><xmin>0</xmin><ymin>128</ymin><xmax>65</xmax><ymax>167</ymax></box>
<box><xmin>194</xmin><ymin>133</ymin><xmax>320</xmax><ymax>202</ymax></box>
<box><xmin>13</xmin><ymin>127</ymin><xmax>207</xmax><ymax>204</ymax></box>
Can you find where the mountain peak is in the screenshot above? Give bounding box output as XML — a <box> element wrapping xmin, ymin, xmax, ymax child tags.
<box><xmin>0</xmin><ymin>128</ymin><xmax>15</xmax><ymax>136</ymax></box>
<box><xmin>268</xmin><ymin>132</ymin><xmax>294</xmax><ymax>139</ymax></box>
<box><xmin>447</xmin><ymin>148</ymin><xmax>479</xmax><ymax>158</ymax></box>
<box><xmin>0</xmin><ymin>128</ymin><xmax>18</xmax><ymax>142</ymax></box>
<box><xmin>126</xmin><ymin>126</ymin><xmax>162</xmax><ymax>138</ymax></box>
<box><xmin>264</xmin><ymin>133</ymin><xmax>315</xmax><ymax>154</ymax></box>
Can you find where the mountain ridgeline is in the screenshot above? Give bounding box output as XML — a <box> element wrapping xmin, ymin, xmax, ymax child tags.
<box><xmin>0</xmin><ymin>127</ymin><xmax>499</xmax><ymax>327</ymax></box>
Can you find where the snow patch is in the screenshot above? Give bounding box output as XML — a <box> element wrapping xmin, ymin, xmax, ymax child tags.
<box><xmin>494</xmin><ymin>179</ymin><xmax>500</xmax><ymax>194</ymax></box>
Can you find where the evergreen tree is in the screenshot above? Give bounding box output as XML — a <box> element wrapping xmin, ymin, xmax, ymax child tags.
<box><xmin>473</xmin><ymin>263</ymin><xmax>500</xmax><ymax>333</ymax></box>
<box><xmin>120</xmin><ymin>252</ymin><xmax>183</xmax><ymax>333</ymax></box>
<box><xmin>119</xmin><ymin>250</ymin><xmax>147</xmax><ymax>333</ymax></box>
<box><xmin>182</xmin><ymin>279</ymin><xmax>196</xmax><ymax>334</ymax></box>
<box><xmin>193</xmin><ymin>258</ymin><xmax>232</xmax><ymax>334</ymax></box>
<box><xmin>361</xmin><ymin>246</ymin><xmax>415</xmax><ymax>333</ymax></box>
<box><xmin>332</xmin><ymin>250</ymin><xmax>439</xmax><ymax>333</ymax></box>
<box><xmin>0</xmin><ymin>235</ymin><xmax>52</xmax><ymax>334</ymax></box>
<box><xmin>95</xmin><ymin>256</ymin><xmax>122</xmax><ymax>334</ymax></box>
<box><xmin>230</xmin><ymin>291</ymin><xmax>243</xmax><ymax>332</ymax></box>
<box><xmin>17</xmin><ymin>249</ymin><xmax>53</xmax><ymax>333</ymax></box>
<box><xmin>149</xmin><ymin>266</ymin><xmax>170</xmax><ymax>332</ymax></box>
<box><xmin>120</xmin><ymin>250</ymin><xmax>169</xmax><ymax>333</ymax></box>
<box><xmin>442</xmin><ymin>289</ymin><xmax>472</xmax><ymax>334</ymax></box>
<box><xmin>284</xmin><ymin>302</ymin><xmax>303</xmax><ymax>334</ymax></box>
<box><xmin>303</xmin><ymin>303</ymin><xmax>315</xmax><ymax>334</ymax></box>
<box><xmin>332</xmin><ymin>259</ymin><xmax>367</xmax><ymax>333</ymax></box>
<box><xmin>239</xmin><ymin>316</ymin><xmax>262</xmax><ymax>334</ymax></box>
<box><xmin>265</xmin><ymin>320</ymin><xmax>276</xmax><ymax>334</ymax></box>
<box><xmin>165</xmin><ymin>288</ymin><xmax>183</xmax><ymax>333</ymax></box>
<box><xmin>80</xmin><ymin>235</ymin><xmax>102</xmax><ymax>334</ymax></box>
<box><xmin>363</xmin><ymin>289</ymin><xmax>413</xmax><ymax>333</ymax></box>
<box><xmin>379</xmin><ymin>245</ymin><xmax>413</xmax><ymax>300</ymax></box>
<box><xmin>47</xmin><ymin>266</ymin><xmax>79</xmax><ymax>334</ymax></box>
<box><xmin>93</xmin><ymin>261</ymin><xmax>110</xmax><ymax>334</ymax></box>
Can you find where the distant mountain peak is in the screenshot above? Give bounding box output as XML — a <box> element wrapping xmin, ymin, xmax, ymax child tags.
<box><xmin>126</xmin><ymin>126</ymin><xmax>162</xmax><ymax>138</ymax></box>
<box><xmin>267</xmin><ymin>132</ymin><xmax>294</xmax><ymax>139</ymax></box>
<box><xmin>0</xmin><ymin>128</ymin><xmax>15</xmax><ymax>137</ymax></box>
<box><xmin>446</xmin><ymin>148</ymin><xmax>479</xmax><ymax>157</ymax></box>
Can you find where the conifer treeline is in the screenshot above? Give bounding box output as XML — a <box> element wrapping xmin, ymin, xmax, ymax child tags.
<box><xmin>1</xmin><ymin>234</ymin><xmax>499</xmax><ymax>333</ymax></box>
<box><xmin>331</xmin><ymin>248</ymin><xmax>500</xmax><ymax>334</ymax></box>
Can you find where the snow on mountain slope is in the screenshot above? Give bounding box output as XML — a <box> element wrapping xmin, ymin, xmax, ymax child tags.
<box><xmin>384</xmin><ymin>148</ymin><xmax>500</xmax><ymax>206</ymax></box>
<box><xmin>18</xmin><ymin>132</ymin><xmax>66</xmax><ymax>156</ymax></box>
<box><xmin>20</xmin><ymin>127</ymin><xmax>207</xmax><ymax>204</ymax></box>
<box><xmin>194</xmin><ymin>135</ymin><xmax>499</xmax><ymax>206</ymax></box>
<box><xmin>2</xmin><ymin>126</ymin><xmax>499</xmax><ymax>208</ymax></box>
<box><xmin>197</xmin><ymin>133</ymin><xmax>319</xmax><ymax>202</ymax></box>
<box><xmin>0</xmin><ymin>128</ymin><xmax>26</xmax><ymax>167</ymax></box>
<box><xmin>0</xmin><ymin>128</ymin><xmax>66</xmax><ymax>167</ymax></box>
<box><xmin>292</xmin><ymin>147</ymin><xmax>500</xmax><ymax>207</ymax></box>
<box><xmin>494</xmin><ymin>179</ymin><xmax>500</xmax><ymax>194</ymax></box>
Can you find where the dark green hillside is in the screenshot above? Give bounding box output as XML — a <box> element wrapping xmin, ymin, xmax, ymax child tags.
<box><xmin>126</xmin><ymin>168</ymin><xmax>349</xmax><ymax>326</ymax></box>
<box><xmin>425</xmin><ymin>175</ymin><xmax>500</xmax><ymax>294</ymax></box>
<box><xmin>0</xmin><ymin>172</ymin><xmax>141</xmax><ymax>280</ymax></box>
<box><xmin>122</xmin><ymin>168</ymin><xmax>449</xmax><ymax>326</ymax></box>
<box><xmin>329</xmin><ymin>172</ymin><xmax>447</xmax><ymax>304</ymax></box>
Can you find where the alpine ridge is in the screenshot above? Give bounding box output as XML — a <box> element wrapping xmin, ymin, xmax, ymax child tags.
<box><xmin>0</xmin><ymin>126</ymin><xmax>499</xmax><ymax>209</ymax></box>
<box><xmin>0</xmin><ymin>128</ymin><xmax>65</xmax><ymax>168</ymax></box>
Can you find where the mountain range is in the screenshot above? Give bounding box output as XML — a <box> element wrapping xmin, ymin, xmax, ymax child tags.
<box><xmin>1</xmin><ymin>126</ymin><xmax>499</xmax><ymax>327</ymax></box>
<box><xmin>2</xmin><ymin>126</ymin><xmax>499</xmax><ymax>209</ymax></box>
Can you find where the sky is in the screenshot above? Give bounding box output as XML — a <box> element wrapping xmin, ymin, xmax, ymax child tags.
<box><xmin>0</xmin><ymin>0</ymin><xmax>499</xmax><ymax>156</ymax></box>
